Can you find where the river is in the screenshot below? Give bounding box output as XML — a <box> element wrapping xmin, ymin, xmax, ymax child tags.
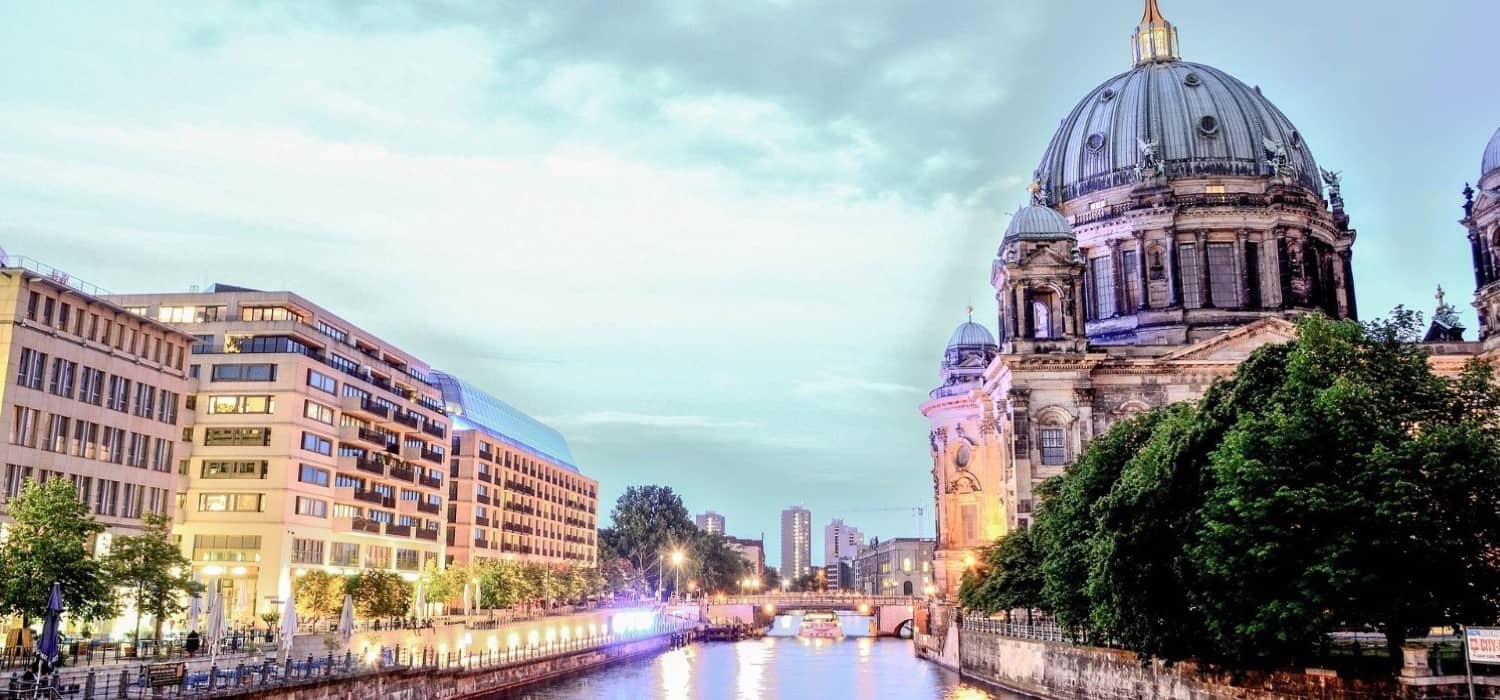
<box><xmin>490</xmin><ymin>636</ymin><xmax>1024</xmax><ymax>699</ymax></box>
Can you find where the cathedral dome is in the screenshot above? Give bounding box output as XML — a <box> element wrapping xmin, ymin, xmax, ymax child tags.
<box><xmin>947</xmin><ymin>321</ymin><xmax>997</xmax><ymax>349</ymax></box>
<box><xmin>1035</xmin><ymin>3</ymin><xmax>1319</xmax><ymax>204</ymax></box>
<box><xmin>1482</xmin><ymin>127</ymin><xmax>1500</xmax><ymax>180</ymax></box>
<box><xmin>1002</xmin><ymin>205</ymin><xmax>1074</xmax><ymax>245</ymax></box>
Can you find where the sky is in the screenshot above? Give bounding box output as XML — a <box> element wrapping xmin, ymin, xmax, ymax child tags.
<box><xmin>2</xmin><ymin>0</ymin><xmax>1497</xmax><ymax>569</ymax></box>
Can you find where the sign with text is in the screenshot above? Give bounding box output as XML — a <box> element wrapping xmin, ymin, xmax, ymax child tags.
<box><xmin>1466</xmin><ymin>626</ymin><xmax>1500</xmax><ymax>664</ymax></box>
<box><xmin>145</xmin><ymin>662</ymin><xmax>186</xmax><ymax>688</ymax></box>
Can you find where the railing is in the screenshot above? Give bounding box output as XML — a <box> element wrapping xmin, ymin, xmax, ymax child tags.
<box><xmin>504</xmin><ymin>481</ymin><xmax>535</xmax><ymax>496</ymax></box>
<box><xmin>351</xmin><ymin>517</ymin><xmax>382</xmax><ymax>534</ymax></box>
<box><xmin>9</xmin><ymin>256</ymin><xmax>112</xmax><ymax>297</ymax></box>
<box><xmin>351</xmin><ymin>456</ymin><xmax>385</xmax><ymax>476</ymax></box>
<box><xmin>505</xmin><ymin>502</ymin><xmax>534</xmax><ymax>515</ymax></box>
<box><xmin>416</xmin><ymin>501</ymin><xmax>440</xmax><ymax>515</ymax></box>
<box><xmin>418</xmin><ymin>449</ymin><xmax>443</xmax><ymax>466</ymax></box>
<box><xmin>421</xmin><ymin>422</ymin><xmax>446</xmax><ymax>440</ymax></box>
<box><xmin>394</xmin><ymin>412</ymin><xmax>420</xmax><ymax>429</ymax></box>
<box><xmin>385</xmin><ymin>523</ymin><xmax>411</xmax><ymax>537</ymax></box>
<box><xmin>961</xmin><ymin>615</ymin><xmax>1067</xmax><ymax>643</ymax></box>
<box><xmin>388</xmin><ymin>464</ymin><xmax>414</xmax><ymax>482</ymax></box>
<box><xmin>414</xmin><ymin>527</ymin><xmax>439</xmax><ymax>541</ymax></box>
<box><xmin>418</xmin><ymin>473</ymin><xmax>442</xmax><ymax>488</ymax></box>
<box><xmin>353</xmin><ymin>490</ymin><xmax>393</xmax><ymax>508</ymax></box>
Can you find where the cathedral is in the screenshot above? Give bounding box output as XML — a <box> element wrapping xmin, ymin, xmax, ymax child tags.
<box><xmin>920</xmin><ymin>0</ymin><xmax>1499</xmax><ymax>598</ymax></box>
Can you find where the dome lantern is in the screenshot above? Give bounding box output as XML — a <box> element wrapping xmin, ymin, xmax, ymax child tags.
<box><xmin>1133</xmin><ymin>0</ymin><xmax>1180</xmax><ymax>66</ymax></box>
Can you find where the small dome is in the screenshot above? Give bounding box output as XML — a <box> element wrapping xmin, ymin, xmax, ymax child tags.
<box><xmin>947</xmin><ymin>321</ymin><xmax>997</xmax><ymax>349</ymax></box>
<box><xmin>1482</xmin><ymin>127</ymin><xmax>1500</xmax><ymax>180</ymax></box>
<box><xmin>1002</xmin><ymin>205</ymin><xmax>1074</xmax><ymax>244</ymax></box>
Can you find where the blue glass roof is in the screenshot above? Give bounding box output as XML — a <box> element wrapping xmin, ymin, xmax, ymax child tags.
<box><xmin>430</xmin><ymin>371</ymin><xmax>579</xmax><ymax>473</ymax></box>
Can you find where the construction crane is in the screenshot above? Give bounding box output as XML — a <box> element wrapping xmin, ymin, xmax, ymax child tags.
<box><xmin>837</xmin><ymin>506</ymin><xmax>927</xmax><ymax>539</ymax></box>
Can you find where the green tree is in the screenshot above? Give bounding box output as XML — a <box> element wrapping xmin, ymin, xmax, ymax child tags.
<box><xmin>958</xmin><ymin>527</ymin><xmax>1043</xmax><ymax>619</ymax></box>
<box><xmin>103</xmin><ymin>513</ymin><xmax>203</xmax><ymax>643</ymax></box>
<box><xmin>600</xmin><ymin>558</ymin><xmax>647</xmax><ymax>599</ymax></box>
<box><xmin>344</xmin><ymin>570</ymin><xmax>410</xmax><ymax>619</ymax></box>
<box><xmin>687</xmin><ymin>533</ymin><xmax>749</xmax><ymax>595</ymax></box>
<box><xmin>601</xmin><ymin>485</ymin><xmax>697</xmax><ymax>591</ymax></box>
<box><xmin>293</xmin><ymin>570</ymin><xmax>344</xmax><ymax>621</ymax></box>
<box><xmin>0</xmin><ymin>478</ymin><xmax>116</xmax><ymax>625</ymax></box>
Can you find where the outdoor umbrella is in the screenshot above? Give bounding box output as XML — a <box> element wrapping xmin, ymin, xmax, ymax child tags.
<box><xmin>337</xmin><ymin>594</ymin><xmax>354</xmax><ymax>641</ymax></box>
<box><xmin>205</xmin><ymin>591</ymin><xmax>225</xmax><ymax>664</ymax></box>
<box><xmin>462</xmin><ymin>583</ymin><xmax>471</xmax><ymax>617</ymax></box>
<box><xmin>414</xmin><ymin>585</ymin><xmax>426</xmax><ymax>622</ymax></box>
<box><xmin>235</xmin><ymin>586</ymin><xmax>250</xmax><ymax>621</ymax></box>
<box><xmin>279</xmin><ymin>592</ymin><xmax>296</xmax><ymax>654</ymax></box>
<box><xmin>186</xmin><ymin>594</ymin><xmax>202</xmax><ymax>633</ymax></box>
<box><xmin>36</xmin><ymin>582</ymin><xmax>63</xmax><ymax>668</ymax></box>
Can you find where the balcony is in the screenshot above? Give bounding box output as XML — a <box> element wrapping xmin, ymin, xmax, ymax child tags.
<box><xmin>475</xmin><ymin>515</ymin><xmax>491</xmax><ymax>527</ymax></box>
<box><xmin>477</xmin><ymin>471</ymin><xmax>493</xmax><ymax>484</ymax></box>
<box><xmin>338</xmin><ymin>425</ymin><xmax>389</xmax><ymax>449</ymax></box>
<box><xmin>418</xmin><ymin>473</ymin><xmax>442</xmax><ymax>489</ymax></box>
<box><xmin>421</xmin><ymin>421</ymin><xmax>446</xmax><ymax>440</ymax></box>
<box><xmin>385</xmin><ymin>523</ymin><xmax>412</xmax><ymax>538</ymax></box>
<box><xmin>473</xmin><ymin>539</ymin><xmax>490</xmax><ymax>550</ymax></box>
<box><xmin>416</xmin><ymin>500</ymin><xmax>440</xmax><ymax>515</ymax></box>
<box><xmin>394</xmin><ymin>412</ymin><xmax>420</xmax><ymax>430</ymax></box>
<box><xmin>476</xmin><ymin>493</ymin><xmax>491</xmax><ymax>506</ymax></box>
<box><xmin>340</xmin><ymin>395</ymin><xmax>391</xmax><ymax>422</ymax></box>
<box><xmin>504</xmin><ymin>502</ymin><xmax>534</xmax><ymax>516</ymax></box>
<box><xmin>353</xmin><ymin>490</ymin><xmax>394</xmax><ymax>508</ymax></box>
<box><xmin>419</xmin><ymin>448</ymin><xmax>443</xmax><ymax>465</ymax></box>
<box><xmin>351</xmin><ymin>517</ymin><xmax>382</xmax><ymax>534</ymax></box>
<box><xmin>338</xmin><ymin>454</ymin><xmax>386</xmax><ymax>477</ymax></box>
<box><xmin>504</xmin><ymin>481</ymin><xmax>535</xmax><ymax>496</ymax></box>
<box><xmin>414</xmin><ymin>527</ymin><xmax>439</xmax><ymax>542</ymax></box>
<box><xmin>501</xmin><ymin>522</ymin><xmax>533</xmax><ymax>535</ymax></box>
<box><xmin>388</xmin><ymin>463</ymin><xmax>415</xmax><ymax>482</ymax></box>
<box><xmin>399</xmin><ymin>444</ymin><xmax>423</xmax><ymax>461</ymax></box>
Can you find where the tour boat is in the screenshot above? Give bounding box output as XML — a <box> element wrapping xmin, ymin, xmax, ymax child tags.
<box><xmin>796</xmin><ymin>611</ymin><xmax>844</xmax><ymax>640</ymax></box>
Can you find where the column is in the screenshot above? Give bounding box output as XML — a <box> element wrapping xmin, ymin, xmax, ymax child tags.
<box><xmin>1165</xmin><ymin>227</ymin><xmax>1180</xmax><ymax>307</ymax></box>
<box><xmin>1468</xmin><ymin>229</ymin><xmax>1485</xmax><ymax>289</ymax></box>
<box><xmin>1079</xmin><ymin>247</ymin><xmax>1093</xmax><ymax>321</ymax></box>
<box><xmin>1133</xmin><ymin>230</ymin><xmax>1150</xmax><ymax>310</ymax></box>
<box><xmin>1234</xmin><ymin>229</ymin><xmax>1250</xmax><ymax>309</ymax></box>
<box><xmin>1340</xmin><ymin>249</ymin><xmax>1358</xmax><ymax>320</ymax></box>
<box><xmin>1108</xmin><ymin>239</ymin><xmax>1126</xmax><ymax>317</ymax></box>
<box><xmin>1014</xmin><ymin>284</ymin><xmax>1027</xmax><ymax>339</ymax></box>
<box><xmin>1196</xmin><ymin>230</ymin><xmax>1212</xmax><ymax>308</ymax></box>
<box><xmin>1274</xmin><ymin>228</ymin><xmax>1292</xmax><ymax>308</ymax></box>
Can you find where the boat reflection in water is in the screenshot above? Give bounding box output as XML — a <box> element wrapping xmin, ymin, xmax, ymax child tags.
<box><xmin>796</xmin><ymin>611</ymin><xmax>845</xmax><ymax>640</ymax></box>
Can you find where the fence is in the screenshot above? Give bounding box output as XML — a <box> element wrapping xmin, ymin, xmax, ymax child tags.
<box><xmin>3</xmin><ymin>618</ymin><xmax>691</xmax><ymax>699</ymax></box>
<box><xmin>960</xmin><ymin>615</ymin><xmax>1067</xmax><ymax>643</ymax></box>
<box><xmin>2</xmin><ymin>633</ymin><xmax>272</xmax><ymax>671</ymax></box>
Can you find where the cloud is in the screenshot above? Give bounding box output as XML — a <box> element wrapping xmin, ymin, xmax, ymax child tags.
<box><xmin>542</xmin><ymin>412</ymin><xmax>759</xmax><ymax>431</ymax></box>
<box><xmin>793</xmin><ymin>376</ymin><xmax>924</xmax><ymax>398</ymax></box>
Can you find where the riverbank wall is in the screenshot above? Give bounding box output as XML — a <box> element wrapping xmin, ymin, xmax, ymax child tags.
<box><xmin>223</xmin><ymin>634</ymin><xmax>675</xmax><ymax>700</ymax></box>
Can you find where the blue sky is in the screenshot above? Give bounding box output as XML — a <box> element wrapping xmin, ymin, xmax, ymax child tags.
<box><xmin>3</xmin><ymin>0</ymin><xmax>1496</xmax><ymax>567</ymax></box>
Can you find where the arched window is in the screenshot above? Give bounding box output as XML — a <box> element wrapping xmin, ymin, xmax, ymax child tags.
<box><xmin>1032</xmin><ymin>299</ymin><xmax>1052</xmax><ymax>339</ymax></box>
<box><xmin>902</xmin><ymin>580</ymin><xmax>914</xmax><ymax>596</ymax></box>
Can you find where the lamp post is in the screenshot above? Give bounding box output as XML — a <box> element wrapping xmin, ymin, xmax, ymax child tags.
<box><xmin>670</xmin><ymin>550</ymin><xmax>684</xmax><ymax>600</ymax></box>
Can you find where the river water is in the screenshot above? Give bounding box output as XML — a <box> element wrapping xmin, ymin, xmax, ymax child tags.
<box><xmin>491</xmin><ymin>636</ymin><xmax>1024</xmax><ymax>699</ymax></box>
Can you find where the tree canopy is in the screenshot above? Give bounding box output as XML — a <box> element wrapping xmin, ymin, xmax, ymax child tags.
<box><xmin>104</xmin><ymin>512</ymin><xmax>203</xmax><ymax>641</ymax></box>
<box><xmin>962</xmin><ymin>311</ymin><xmax>1500</xmax><ymax>669</ymax></box>
<box><xmin>0</xmin><ymin>478</ymin><xmax>116</xmax><ymax>625</ymax></box>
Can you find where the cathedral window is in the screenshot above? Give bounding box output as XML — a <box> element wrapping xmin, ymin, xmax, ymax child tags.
<box><xmin>1207</xmin><ymin>243</ymin><xmax>1239</xmax><ymax>306</ymax></box>
<box><xmin>1031</xmin><ymin>300</ymin><xmax>1052</xmax><ymax>339</ymax></box>
<box><xmin>1179</xmin><ymin>243</ymin><xmax>1202</xmax><ymax>309</ymax></box>
<box><xmin>1039</xmin><ymin>428</ymin><xmax>1066</xmax><ymax>465</ymax></box>
<box><xmin>1122</xmin><ymin>250</ymin><xmax>1141</xmax><ymax>310</ymax></box>
<box><xmin>1090</xmin><ymin>257</ymin><xmax>1116</xmax><ymax>319</ymax></box>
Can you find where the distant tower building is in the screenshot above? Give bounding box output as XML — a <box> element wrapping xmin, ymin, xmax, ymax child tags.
<box><xmin>822</xmin><ymin>518</ymin><xmax>864</xmax><ymax>567</ymax></box>
<box><xmin>695</xmin><ymin>511</ymin><xmax>725</xmax><ymax>535</ymax></box>
<box><xmin>780</xmin><ymin>505</ymin><xmax>811</xmax><ymax>583</ymax></box>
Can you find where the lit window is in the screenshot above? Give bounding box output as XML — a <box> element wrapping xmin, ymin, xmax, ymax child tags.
<box><xmin>1205</xmin><ymin>184</ymin><xmax>1225</xmax><ymax>194</ymax></box>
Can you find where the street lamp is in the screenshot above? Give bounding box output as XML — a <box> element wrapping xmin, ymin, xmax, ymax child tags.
<box><xmin>670</xmin><ymin>550</ymin><xmax>684</xmax><ymax>600</ymax></box>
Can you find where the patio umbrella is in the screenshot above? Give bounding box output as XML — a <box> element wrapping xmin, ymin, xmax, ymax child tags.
<box><xmin>414</xmin><ymin>585</ymin><xmax>426</xmax><ymax>622</ymax></box>
<box><xmin>475</xmin><ymin>578</ymin><xmax>483</xmax><ymax>612</ymax></box>
<box><xmin>337</xmin><ymin>595</ymin><xmax>354</xmax><ymax>641</ymax></box>
<box><xmin>462</xmin><ymin>583</ymin><xmax>471</xmax><ymax>616</ymax></box>
<box><xmin>186</xmin><ymin>594</ymin><xmax>203</xmax><ymax>633</ymax></box>
<box><xmin>235</xmin><ymin>586</ymin><xmax>250</xmax><ymax>621</ymax></box>
<box><xmin>279</xmin><ymin>592</ymin><xmax>297</xmax><ymax>653</ymax></box>
<box><xmin>205</xmin><ymin>591</ymin><xmax>225</xmax><ymax>663</ymax></box>
<box><xmin>36</xmin><ymin>582</ymin><xmax>63</xmax><ymax>668</ymax></box>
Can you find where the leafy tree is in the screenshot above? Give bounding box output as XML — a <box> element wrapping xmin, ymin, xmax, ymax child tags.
<box><xmin>687</xmin><ymin>534</ymin><xmax>749</xmax><ymax>595</ymax></box>
<box><xmin>958</xmin><ymin>527</ymin><xmax>1043</xmax><ymax>619</ymax></box>
<box><xmin>294</xmin><ymin>570</ymin><xmax>344</xmax><ymax>621</ymax></box>
<box><xmin>761</xmin><ymin>567</ymin><xmax>781</xmax><ymax>592</ymax></box>
<box><xmin>344</xmin><ymin>570</ymin><xmax>410</xmax><ymax>619</ymax></box>
<box><xmin>600</xmin><ymin>558</ymin><xmax>648</xmax><ymax>599</ymax></box>
<box><xmin>0</xmin><ymin>478</ymin><xmax>115</xmax><ymax>625</ymax></box>
<box><xmin>103</xmin><ymin>512</ymin><xmax>203</xmax><ymax>642</ymax></box>
<box><xmin>601</xmin><ymin>486</ymin><xmax>697</xmax><ymax>591</ymax></box>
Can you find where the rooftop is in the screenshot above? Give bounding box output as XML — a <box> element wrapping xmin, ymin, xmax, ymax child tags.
<box><xmin>431</xmin><ymin>370</ymin><xmax>580</xmax><ymax>472</ymax></box>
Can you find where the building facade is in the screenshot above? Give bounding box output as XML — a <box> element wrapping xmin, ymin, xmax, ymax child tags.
<box><xmin>852</xmin><ymin>538</ymin><xmax>935</xmax><ymax>597</ymax></box>
<box><xmin>725</xmin><ymin>535</ymin><xmax>764</xmax><ymax>578</ymax></box>
<box><xmin>106</xmin><ymin>285</ymin><xmax>451</xmax><ymax>622</ymax></box>
<box><xmin>433</xmin><ymin>371</ymin><xmax>597</xmax><ymax>567</ymax></box>
<box><xmin>921</xmin><ymin>0</ymin><xmax>1367</xmax><ymax>598</ymax></box>
<box><xmin>822</xmin><ymin>518</ymin><xmax>863</xmax><ymax>567</ymax></box>
<box><xmin>1</xmin><ymin>258</ymin><xmax>191</xmax><ymax>552</ymax></box>
<box><xmin>779</xmin><ymin>505</ymin><xmax>811</xmax><ymax>584</ymax></box>
<box><xmin>695</xmin><ymin>511</ymin><xmax>725</xmax><ymax>535</ymax></box>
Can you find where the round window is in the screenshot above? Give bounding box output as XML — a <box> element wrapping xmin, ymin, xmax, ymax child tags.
<box><xmin>955</xmin><ymin>443</ymin><xmax>972</xmax><ymax>468</ymax></box>
<box><xmin>1086</xmin><ymin>132</ymin><xmax>1107</xmax><ymax>152</ymax></box>
<box><xmin>1183</xmin><ymin>72</ymin><xmax>1202</xmax><ymax>87</ymax></box>
<box><xmin>1198</xmin><ymin>115</ymin><xmax>1219</xmax><ymax>136</ymax></box>
<box><xmin>1100</xmin><ymin>87</ymin><xmax>1116</xmax><ymax>102</ymax></box>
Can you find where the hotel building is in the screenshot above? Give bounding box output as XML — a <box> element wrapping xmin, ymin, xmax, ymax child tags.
<box><xmin>1</xmin><ymin>258</ymin><xmax>191</xmax><ymax>550</ymax></box>
<box><xmin>432</xmin><ymin>371</ymin><xmax>598</xmax><ymax>567</ymax></box>
<box><xmin>106</xmin><ymin>285</ymin><xmax>451</xmax><ymax>622</ymax></box>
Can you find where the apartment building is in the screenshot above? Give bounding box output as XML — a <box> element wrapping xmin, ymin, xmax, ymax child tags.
<box><xmin>106</xmin><ymin>285</ymin><xmax>451</xmax><ymax>622</ymax></box>
<box><xmin>780</xmin><ymin>506</ymin><xmax>811</xmax><ymax>584</ymax></box>
<box><xmin>695</xmin><ymin>511</ymin><xmax>725</xmax><ymax>535</ymax></box>
<box><xmin>1</xmin><ymin>259</ymin><xmax>190</xmax><ymax>551</ymax></box>
<box><xmin>434</xmin><ymin>371</ymin><xmax>597</xmax><ymax>567</ymax></box>
<box><xmin>725</xmin><ymin>535</ymin><xmax>764</xmax><ymax>577</ymax></box>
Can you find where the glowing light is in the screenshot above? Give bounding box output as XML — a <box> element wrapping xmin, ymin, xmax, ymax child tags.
<box><xmin>202</xmin><ymin>565</ymin><xmax>225</xmax><ymax>576</ymax></box>
<box><xmin>762</xmin><ymin>604</ymin><xmax>775</xmax><ymax>615</ymax></box>
<box><xmin>544</xmin><ymin>628</ymin><xmax>557</xmax><ymax>644</ymax></box>
<box><xmin>487</xmin><ymin>636</ymin><xmax>498</xmax><ymax>652</ymax></box>
<box><xmin>857</xmin><ymin>603</ymin><xmax>871</xmax><ymax>615</ymax></box>
<box><xmin>507</xmin><ymin>633</ymin><xmax>520</xmax><ymax>649</ymax></box>
<box><xmin>587</xmin><ymin>624</ymin><xmax>597</xmax><ymax>637</ymax></box>
<box><xmin>560</xmin><ymin>627</ymin><xmax>570</xmax><ymax>641</ymax></box>
<box><xmin>527</xmin><ymin>630</ymin><xmax>540</xmax><ymax>647</ymax></box>
<box><xmin>230</xmin><ymin>566</ymin><xmax>247</xmax><ymax>576</ymax></box>
<box><xmin>293</xmin><ymin>568</ymin><xmax>307</xmax><ymax>577</ymax></box>
<box><xmin>670</xmin><ymin>550</ymin><xmax>684</xmax><ymax>566</ymax></box>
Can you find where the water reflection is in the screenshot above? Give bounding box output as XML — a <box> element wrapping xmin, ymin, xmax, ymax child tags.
<box><xmin>490</xmin><ymin>638</ymin><xmax>1024</xmax><ymax>700</ymax></box>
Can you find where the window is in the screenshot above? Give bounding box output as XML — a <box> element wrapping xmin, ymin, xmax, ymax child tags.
<box><xmin>298</xmin><ymin>464</ymin><xmax>330</xmax><ymax>486</ymax></box>
<box><xmin>364</xmin><ymin>545</ymin><xmax>391</xmax><ymax>569</ymax></box>
<box><xmin>330</xmin><ymin>542</ymin><xmax>359</xmax><ymax>566</ymax></box>
<box><xmin>79</xmin><ymin>367</ymin><xmax>104</xmax><ymax>405</ymax></box>
<box><xmin>95</xmin><ymin>480</ymin><xmax>118</xmax><ymax>516</ymax></box>
<box><xmin>207</xmin><ymin>395</ymin><xmax>274</xmax><ymax>414</ymax></box>
<box><xmin>303</xmin><ymin>400</ymin><xmax>334</xmax><ymax>425</ymax></box>
<box><xmin>240</xmin><ymin>306</ymin><xmax>306</xmax><ymax>323</ymax></box>
<box><xmin>295</xmin><ymin>497</ymin><xmax>328</xmax><ymax>518</ymax></box>
<box><xmin>157</xmin><ymin>390</ymin><xmax>179</xmax><ymax>424</ymax></box>
<box><xmin>1206</xmin><ymin>242</ymin><xmax>1239</xmax><ymax>307</ymax></box>
<box><xmin>315</xmin><ymin>321</ymin><xmax>347</xmax><ymax>343</ymax></box>
<box><xmin>307</xmin><ymin>370</ymin><xmax>337</xmax><ymax>394</ymax></box>
<box><xmin>400</xmin><ymin>489</ymin><xmax>420</xmax><ymax>502</ymax></box>
<box><xmin>328</xmin><ymin>353</ymin><xmax>358</xmax><ymax>374</ymax></box>
<box><xmin>9</xmin><ymin>407</ymin><xmax>40</xmax><ymax>447</ymax></box>
<box><xmin>132</xmin><ymin>383</ymin><xmax>156</xmax><ymax>418</ymax></box>
<box><xmin>4</xmin><ymin>464</ymin><xmax>34</xmax><ymax>499</ymax></box>
<box><xmin>41</xmin><ymin>297</ymin><xmax>54</xmax><ymax>325</ymax></box>
<box><xmin>25</xmin><ymin>292</ymin><xmax>39</xmax><ymax>321</ymax></box>
<box><xmin>100</xmin><ymin>427</ymin><xmax>125</xmax><ymax>463</ymax></box>
<box><xmin>290</xmin><ymin>538</ymin><xmax>324</xmax><ymax>565</ymax></box>
<box><xmin>47</xmin><ymin>359</ymin><xmax>77</xmax><ymax>398</ymax></box>
<box><xmin>1040</xmin><ymin>427</ymin><xmax>1066</xmax><ymax>465</ymax></box>
<box><xmin>42</xmin><ymin>414</ymin><xmax>69</xmax><ymax>453</ymax></box>
<box><xmin>106</xmin><ymin>376</ymin><xmax>131</xmax><ymax>412</ymax></box>
<box><xmin>198</xmin><ymin>493</ymin><xmax>263</xmax><ymax>512</ymax></box>
<box><xmin>332</xmin><ymin>503</ymin><xmax>362</xmax><ymax>519</ymax></box>
<box><xmin>334</xmin><ymin>474</ymin><xmax>362</xmax><ymax>489</ymax></box>
<box><xmin>203</xmin><ymin>427</ymin><xmax>271</xmax><ymax>447</ymax></box>
<box><xmin>16</xmin><ymin>349</ymin><xmax>46</xmax><ymax>389</ymax></box>
<box><xmin>126</xmin><ymin>433</ymin><xmax>149</xmax><ymax>467</ymax></box>
<box><xmin>1205</xmin><ymin>184</ymin><xmax>1226</xmax><ymax>194</ymax></box>
<box><xmin>396</xmin><ymin>549</ymin><xmax>419</xmax><ymax>571</ymax></box>
<box><xmin>1122</xmin><ymin>249</ymin><xmax>1141</xmax><ymax>310</ymax></box>
<box><xmin>120</xmin><ymin>483</ymin><xmax>143</xmax><ymax>518</ymax></box>
<box><xmin>301</xmin><ymin>431</ymin><xmax>332</xmax><ymax>455</ymax></box>
<box><xmin>202</xmin><ymin>460</ymin><xmax>266</xmax><ymax>478</ymax></box>
<box><xmin>192</xmin><ymin>534</ymin><xmax>262</xmax><ymax>562</ymax></box>
<box><xmin>57</xmin><ymin>303</ymin><xmax>70</xmax><ymax>331</ymax></box>
<box><xmin>72</xmin><ymin>420</ymin><xmax>98</xmax><ymax>459</ymax></box>
<box><xmin>1031</xmin><ymin>299</ymin><xmax>1052</xmax><ymax>339</ymax></box>
<box><xmin>1179</xmin><ymin>243</ymin><xmax>1202</xmax><ymax>309</ymax></box>
<box><xmin>150</xmin><ymin>438</ymin><xmax>174</xmax><ymax>472</ymax></box>
<box><xmin>1090</xmin><ymin>256</ymin><xmax>1115</xmax><ymax>319</ymax></box>
<box><xmin>210</xmin><ymin>363</ymin><xmax>276</xmax><ymax>382</ymax></box>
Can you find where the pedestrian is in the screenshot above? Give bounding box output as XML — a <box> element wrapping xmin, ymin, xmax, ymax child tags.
<box><xmin>184</xmin><ymin>631</ymin><xmax>200</xmax><ymax>657</ymax></box>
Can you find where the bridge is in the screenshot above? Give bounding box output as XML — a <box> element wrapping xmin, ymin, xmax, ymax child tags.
<box><xmin>686</xmin><ymin>594</ymin><xmax>925</xmax><ymax>637</ymax></box>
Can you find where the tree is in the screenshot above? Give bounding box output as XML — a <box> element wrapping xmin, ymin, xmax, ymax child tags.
<box><xmin>103</xmin><ymin>513</ymin><xmax>203</xmax><ymax>642</ymax></box>
<box><xmin>761</xmin><ymin>567</ymin><xmax>781</xmax><ymax>592</ymax></box>
<box><xmin>601</xmin><ymin>486</ymin><xmax>697</xmax><ymax>591</ymax></box>
<box><xmin>294</xmin><ymin>570</ymin><xmax>344</xmax><ymax>621</ymax></box>
<box><xmin>0</xmin><ymin>478</ymin><xmax>115</xmax><ymax>626</ymax></box>
<box><xmin>687</xmin><ymin>534</ymin><xmax>748</xmax><ymax>595</ymax></box>
<box><xmin>958</xmin><ymin>527</ymin><xmax>1043</xmax><ymax>619</ymax></box>
<box><xmin>344</xmin><ymin>570</ymin><xmax>410</xmax><ymax>619</ymax></box>
<box><xmin>600</xmin><ymin>558</ymin><xmax>648</xmax><ymax>599</ymax></box>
